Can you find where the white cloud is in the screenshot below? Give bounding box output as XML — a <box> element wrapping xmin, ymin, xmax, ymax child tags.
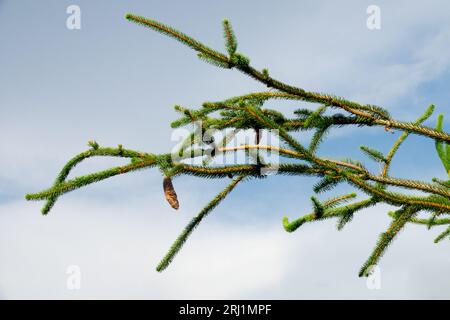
<box><xmin>1</xmin><ymin>199</ymin><xmax>449</xmax><ymax>299</ymax></box>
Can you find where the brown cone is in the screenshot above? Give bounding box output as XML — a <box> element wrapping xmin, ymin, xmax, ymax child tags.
<box><xmin>163</xmin><ymin>177</ymin><xmax>179</xmax><ymax>210</ymax></box>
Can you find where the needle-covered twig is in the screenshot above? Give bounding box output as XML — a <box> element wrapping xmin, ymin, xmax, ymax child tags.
<box><xmin>26</xmin><ymin>15</ymin><xmax>450</xmax><ymax>276</ymax></box>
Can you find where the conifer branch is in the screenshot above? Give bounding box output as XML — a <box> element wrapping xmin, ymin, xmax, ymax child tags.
<box><xmin>434</xmin><ymin>226</ymin><xmax>450</xmax><ymax>243</ymax></box>
<box><xmin>25</xmin><ymin>15</ymin><xmax>450</xmax><ymax>275</ymax></box>
<box><xmin>222</xmin><ymin>19</ymin><xmax>237</xmax><ymax>57</ymax></box>
<box><xmin>283</xmin><ymin>197</ymin><xmax>375</xmax><ymax>232</ymax></box>
<box><xmin>359</xmin><ymin>206</ymin><xmax>419</xmax><ymax>277</ymax></box>
<box><xmin>360</xmin><ymin>146</ymin><xmax>387</xmax><ymax>163</ymax></box>
<box><xmin>156</xmin><ymin>175</ymin><xmax>245</xmax><ymax>272</ymax></box>
<box><xmin>435</xmin><ymin>114</ymin><xmax>450</xmax><ymax>175</ymax></box>
<box><xmin>388</xmin><ymin>212</ymin><xmax>450</xmax><ymax>227</ymax></box>
<box><xmin>381</xmin><ymin>104</ymin><xmax>435</xmax><ymax>178</ymax></box>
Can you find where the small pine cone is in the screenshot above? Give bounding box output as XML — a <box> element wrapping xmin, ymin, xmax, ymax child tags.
<box><xmin>163</xmin><ymin>177</ymin><xmax>179</xmax><ymax>210</ymax></box>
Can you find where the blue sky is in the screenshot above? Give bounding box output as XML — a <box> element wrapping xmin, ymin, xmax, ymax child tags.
<box><xmin>0</xmin><ymin>0</ymin><xmax>449</xmax><ymax>299</ymax></box>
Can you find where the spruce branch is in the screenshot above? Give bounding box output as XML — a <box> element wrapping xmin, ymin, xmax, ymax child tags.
<box><xmin>381</xmin><ymin>104</ymin><xmax>435</xmax><ymax>178</ymax></box>
<box><xmin>435</xmin><ymin>114</ymin><xmax>450</xmax><ymax>175</ymax></box>
<box><xmin>360</xmin><ymin>146</ymin><xmax>387</xmax><ymax>163</ymax></box>
<box><xmin>125</xmin><ymin>14</ymin><xmax>229</xmax><ymax>65</ymax></box>
<box><xmin>434</xmin><ymin>226</ymin><xmax>450</xmax><ymax>243</ymax></box>
<box><xmin>359</xmin><ymin>205</ymin><xmax>419</xmax><ymax>277</ymax></box>
<box><xmin>156</xmin><ymin>175</ymin><xmax>245</xmax><ymax>272</ymax></box>
<box><xmin>126</xmin><ymin>14</ymin><xmax>449</xmax><ymax>141</ymax></box>
<box><xmin>395</xmin><ymin>215</ymin><xmax>449</xmax><ymax>227</ymax></box>
<box><xmin>309</xmin><ymin>124</ymin><xmax>330</xmax><ymax>153</ymax></box>
<box><xmin>283</xmin><ymin>197</ymin><xmax>375</xmax><ymax>233</ymax></box>
<box><xmin>25</xmin><ymin>15</ymin><xmax>450</xmax><ymax>275</ymax></box>
<box><xmin>311</xmin><ymin>196</ymin><xmax>325</xmax><ymax>218</ymax></box>
<box><xmin>222</xmin><ymin>19</ymin><xmax>237</xmax><ymax>57</ymax></box>
<box><xmin>432</xmin><ymin>178</ymin><xmax>450</xmax><ymax>188</ymax></box>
